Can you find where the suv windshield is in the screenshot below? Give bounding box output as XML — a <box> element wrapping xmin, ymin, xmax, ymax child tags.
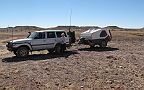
<box><xmin>27</xmin><ymin>32</ymin><xmax>37</xmax><ymax>39</ymax></box>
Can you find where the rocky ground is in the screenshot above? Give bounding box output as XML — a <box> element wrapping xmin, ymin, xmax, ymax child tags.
<box><xmin>0</xmin><ymin>30</ymin><xmax>144</xmax><ymax>90</ymax></box>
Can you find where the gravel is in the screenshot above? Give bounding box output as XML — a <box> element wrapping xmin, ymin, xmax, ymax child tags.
<box><xmin>0</xmin><ymin>31</ymin><xmax>144</xmax><ymax>90</ymax></box>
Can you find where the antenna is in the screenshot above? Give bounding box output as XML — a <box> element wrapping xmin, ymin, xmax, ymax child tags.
<box><xmin>12</xmin><ymin>26</ymin><xmax>13</xmax><ymax>43</ymax></box>
<box><xmin>8</xmin><ymin>25</ymin><xmax>9</xmax><ymax>32</ymax></box>
<box><xmin>69</xmin><ymin>9</ymin><xmax>72</xmax><ymax>32</ymax></box>
<box><xmin>9</xmin><ymin>25</ymin><xmax>14</xmax><ymax>43</ymax></box>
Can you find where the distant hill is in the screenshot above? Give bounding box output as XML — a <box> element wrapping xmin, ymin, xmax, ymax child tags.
<box><xmin>79</xmin><ymin>26</ymin><xmax>100</xmax><ymax>30</ymax></box>
<box><xmin>14</xmin><ymin>26</ymin><xmax>44</xmax><ymax>31</ymax></box>
<box><xmin>47</xmin><ymin>26</ymin><xmax>79</xmax><ymax>30</ymax></box>
<box><xmin>1</xmin><ymin>25</ymin><xmax>142</xmax><ymax>32</ymax></box>
<box><xmin>47</xmin><ymin>26</ymin><xmax>100</xmax><ymax>30</ymax></box>
<box><xmin>140</xmin><ymin>27</ymin><xmax>144</xmax><ymax>30</ymax></box>
<box><xmin>104</xmin><ymin>26</ymin><xmax>123</xmax><ymax>29</ymax></box>
<box><xmin>0</xmin><ymin>26</ymin><xmax>45</xmax><ymax>32</ymax></box>
<box><xmin>0</xmin><ymin>25</ymin><xmax>101</xmax><ymax>32</ymax></box>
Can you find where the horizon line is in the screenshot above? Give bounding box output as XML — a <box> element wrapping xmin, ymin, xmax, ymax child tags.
<box><xmin>0</xmin><ymin>25</ymin><xmax>143</xmax><ymax>29</ymax></box>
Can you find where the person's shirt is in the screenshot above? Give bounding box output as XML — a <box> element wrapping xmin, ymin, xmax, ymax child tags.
<box><xmin>61</xmin><ymin>36</ymin><xmax>66</xmax><ymax>44</ymax></box>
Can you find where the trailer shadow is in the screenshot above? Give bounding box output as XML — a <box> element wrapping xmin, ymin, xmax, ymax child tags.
<box><xmin>78</xmin><ymin>47</ymin><xmax>119</xmax><ymax>52</ymax></box>
<box><xmin>2</xmin><ymin>51</ymin><xmax>79</xmax><ymax>63</ymax></box>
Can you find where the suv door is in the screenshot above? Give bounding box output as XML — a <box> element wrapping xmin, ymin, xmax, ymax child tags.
<box><xmin>45</xmin><ymin>32</ymin><xmax>56</xmax><ymax>49</ymax></box>
<box><xmin>31</xmin><ymin>32</ymin><xmax>47</xmax><ymax>50</ymax></box>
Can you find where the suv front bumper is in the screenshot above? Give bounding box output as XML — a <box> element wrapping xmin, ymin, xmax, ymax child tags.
<box><xmin>6</xmin><ymin>42</ymin><xmax>16</xmax><ymax>51</ymax></box>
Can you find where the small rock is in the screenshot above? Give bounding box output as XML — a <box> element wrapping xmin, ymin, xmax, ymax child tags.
<box><xmin>69</xmin><ymin>83</ymin><xmax>72</xmax><ymax>85</ymax></box>
<box><xmin>13</xmin><ymin>70</ymin><xmax>19</xmax><ymax>74</ymax></box>
<box><xmin>115</xmin><ymin>85</ymin><xmax>125</xmax><ymax>90</ymax></box>
<box><xmin>106</xmin><ymin>55</ymin><xmax>117</xmax><ymax>60</ymax></box>
<box><xmin>81</xmin><ymin>78</ymin><xmax>85</xmax><ymax>81</ymax></box>
<box><xmin>55</xmin><ymin>83</ymin><xmax>59</xmax><ymax>86</ymax></box>
<box><xmin>141</xmin><ymin>74</ymin><xmax>144</xmax><ymax>78</ymax></box>
<box><xmin>4</xmin><ymin>75</ymin><xmax>10</xmax><ymax>79</ymax></box>
<box><xmin>81</xmin><ymin>86</ymin><xmax>84</xmax><ymax>88</ymax></box>
<box><xmin>45</xmin><ymin>68</ymin><xmax>50</xmax><ymax>71</ymax></box>
<box><xmin>35</xmin><ymin>81</ymin><xmax>41</xmax><ymax>85</ymax></box>
<box><xmin>135</xmin><ymin>74</ymin><xmax>138</xmax><ymax>77</ymax></box>
<box><xmin>110</xmin><ymin>86</ymin><xmax>115</xmax><ymax>88</ymax></box>
<box><xmin>105</xmin><ymin>70</ymin><xmax>109</xmax><ymax>73</ymax></box>
<box><xmin>119</xmin><ymin>66</ymin><xmax>123</xmax><ymax>68</ymax></box>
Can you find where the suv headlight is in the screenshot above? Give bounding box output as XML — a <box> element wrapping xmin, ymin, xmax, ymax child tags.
<box><xmin>9</xmin><ymin>43</ymin><xmax>22</xmax><ymax>47</ymax></box>
<box><xmin>7</xmin><ymin>42</ymin><xmax>12</xmax><ymax>46</ymax></box>
<box><xmin>12</xmin><ymin>43</ymin><xmax>18</xmax><ymax>46</ymax></box>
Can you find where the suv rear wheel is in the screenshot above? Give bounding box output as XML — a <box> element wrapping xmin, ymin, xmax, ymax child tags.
<box><xmin>15</xmin><ymin>47</ymin><xmax>29</xmax><ymax>57</ymax></box>
<box><xmin>55</xmin><ymin>44</ymin><xmax>62</xmax><ymax>54</ymax></box>
<box><xmin>48</xmin><ymin>49</ymin><xmax>54</xmax><ymax>54</ymax></box>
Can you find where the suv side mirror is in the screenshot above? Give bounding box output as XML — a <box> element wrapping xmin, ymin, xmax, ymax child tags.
<box><xmin>28</xmin><ymin>32</ymin><xmax>31</xmax><ymax>35</ymax></box>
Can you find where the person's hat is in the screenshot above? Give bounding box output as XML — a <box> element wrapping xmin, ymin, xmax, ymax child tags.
<box><xmin>61</xmin><ymin>33</ymin><xmax>65</xmax><ymax>36</ymax></box>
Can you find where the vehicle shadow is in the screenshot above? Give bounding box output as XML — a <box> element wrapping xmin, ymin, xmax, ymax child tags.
<box><xmin>2</xmin><ymin>51</ymin><xmax>79</xmax><ymax>63</ymax></box>
<box><xmin>78</xmin><ymin>47</ymin><xmax>119</xmax><ymax>52</ymax></box>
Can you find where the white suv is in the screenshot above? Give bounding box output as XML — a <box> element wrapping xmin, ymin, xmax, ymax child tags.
<box><xmin>6</xmin><ymin>30</ymin><xmax>70</xmax><ymax>57</ymax></box>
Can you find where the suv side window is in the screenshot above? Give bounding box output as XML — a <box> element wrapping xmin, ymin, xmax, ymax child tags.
<box><xmin>56</xmin><ymin>32</ymin><xmax>67</xmax><ymax>37</ymax></box>
<box><xmin>100</xmin><ymin>30</ymin><xmax>107</xmax><ymax>37</ymax></box>
<box><xmin>34</xmin><ymin>32</ymin><xmax>45</xmax><ymax>39</ymax></box>
<box><xmin>47</xmin><ymin>32</ymin><xmax>55</xmax><ymax>38</ymax></box>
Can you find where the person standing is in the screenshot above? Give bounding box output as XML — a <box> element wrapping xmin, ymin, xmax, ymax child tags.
<box><xmin>61</xmin><ymin>33</ymin><xmax>66</xmax><ymax>52</ymax></box>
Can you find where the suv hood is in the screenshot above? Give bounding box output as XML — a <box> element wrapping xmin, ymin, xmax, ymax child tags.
<box><xmin>10</xmin><ymin>38</ymin><xmax>32</xmax><ymax>43</ymax></box>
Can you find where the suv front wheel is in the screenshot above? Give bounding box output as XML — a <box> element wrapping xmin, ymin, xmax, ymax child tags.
<box><xmin>15</xmin><ymin>47</ymin><xmax>29</xmax><ymax>57</ymax></box>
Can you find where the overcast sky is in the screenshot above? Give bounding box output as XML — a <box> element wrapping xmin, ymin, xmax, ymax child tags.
<box><xmin>0</xmin><ymin>0</ymin><xmax>144</xmax><ymax>28</ymax></box>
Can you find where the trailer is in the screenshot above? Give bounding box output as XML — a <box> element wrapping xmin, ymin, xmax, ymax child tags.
<box><xmin>79</xmin><ymin>28</ymin><xmax>112</xmax><ymax>48</ymax></box>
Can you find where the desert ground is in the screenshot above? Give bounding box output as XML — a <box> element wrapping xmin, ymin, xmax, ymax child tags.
<box><xmin>0</xmin><ymin>29</ymin><xmax>144</xmax><ymax>90</ymax></box>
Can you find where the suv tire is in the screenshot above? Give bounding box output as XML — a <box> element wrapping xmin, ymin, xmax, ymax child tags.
<box><xmin>61</xmin><ymin>44</ymin><xmax>66</xmax><ymax>53</ymax></box>
<box><xmin>15</xmin><ymin>47</ymin><xmax>29</xmax><ymax>57</ymax></box>
<box><xmin>48</xmin><ymin>49</ymin><xmax>54</xmax><ymax>54</ymax></box>
<box><xmin>13</xmin><ymin>50</ymin><xmax>17</xmax><ymax>55</ymax></box>
<box><xmin>55</xmin><ymin>44</ymin><xmax>62</xmax><ymax>54</ymax></box>
<box><xmin>89</xmin><ymin>43</ymin><xmax>95</xmax><ymax>48</ymax></box>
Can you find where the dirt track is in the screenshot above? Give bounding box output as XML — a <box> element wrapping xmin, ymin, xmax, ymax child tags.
<box><xmin>0</xmin><ymin>30</ymin><xmax>144</xmax><ymax>90</ymax></box>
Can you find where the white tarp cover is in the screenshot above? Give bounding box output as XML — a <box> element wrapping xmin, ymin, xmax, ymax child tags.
<box><xmin>80</xmin><ymin>28</ymin><xmax>109</xmax><ymax>40</ymax></box>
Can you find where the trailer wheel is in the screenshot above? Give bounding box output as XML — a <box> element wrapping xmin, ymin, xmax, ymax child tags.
<box><xmin>89</xmin><ymin>44</ymin><xmax>95</xmax><ymax>48</ymax></box>
<box><xmin>100</xmin><ymin>40</ymin><xmax>107</xmax><ymax>48</ymax></box>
